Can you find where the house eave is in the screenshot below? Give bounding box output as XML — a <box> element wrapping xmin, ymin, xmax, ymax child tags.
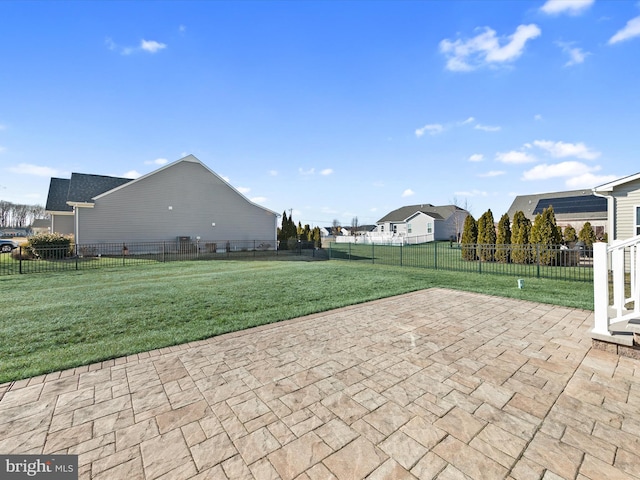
<box><xmin>67</xmin><ymin>202</ymin><xmax>95</xmax><ymax>208</ymax></box>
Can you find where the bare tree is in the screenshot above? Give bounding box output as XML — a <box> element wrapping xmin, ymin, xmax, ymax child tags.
<box><xmin>351</xmin><ymin>216</ymin><xmax>359</xmax><ymax>236</ymax></box>
<box><xmin>451</xmin><ymin>196</ymin><xmax>472</xmax><ymax>243</ymax></box>
<box><xmin>332</xmin><ymin>218</ymin><xmax>341</xmax><ymax>237</ymax></box>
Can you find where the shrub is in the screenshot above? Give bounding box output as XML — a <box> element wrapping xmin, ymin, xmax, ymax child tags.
<box><xmin>495</xmin><ymin>213</ymin><xmax>511</xmax><ymax>263</ymax></box>
<box><xmin>531</xmin><ymin>206</ymin><xmax>562</xmax><ymax>266</ymax></box>
<box><xmin>476</xmin><ymin>209</ymin><xmax>496</xmax><ymax>261</ymax></box>
<box><xmin>27</xmin><ymin>233</ymin><xmax>73</xmax><ymax>260</ymax></box>
<box><xmin>578</xmin><ymin>221</ymin><xmax>597</xmax><ymax>247</ymax></box>
<box><xmin>563</xmin><ymin>225</ymin><xmax>577</xmax><ymax>244</ymax></box>
<box><xmin>511</xmin><ymin>210</ymin><xmax>532</xmax><ymax>264</ymax></box>
<box><xmin>461</xmin><ymin>215</ymin><xmax>477</xmax><ymax>261</ymax></box>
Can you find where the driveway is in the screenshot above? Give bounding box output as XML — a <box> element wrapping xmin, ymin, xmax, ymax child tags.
<box><xmin>0</xmin><ymin>288</ymin><xmax>638</xmax><ymax>479</ymax></box>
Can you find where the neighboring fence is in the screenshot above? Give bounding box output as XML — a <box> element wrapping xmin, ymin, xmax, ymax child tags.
<box><xmin>0</xmin><ymin>239</ymin><xmax>323</xmax><ymax>276</ymax></box>
<box><xmin>329</xmin><ymin>241</ymin><xmax>594</xmax><ymax>282</ymax></box>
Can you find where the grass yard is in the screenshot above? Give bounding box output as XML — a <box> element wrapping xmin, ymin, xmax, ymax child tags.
<box><xmin>0</xmin><ymin>260</ymin><xmax>593</xmax><ymax>383</ymax></box>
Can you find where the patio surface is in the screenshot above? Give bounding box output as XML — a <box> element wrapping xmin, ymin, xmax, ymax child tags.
<box><xmin>1</xmin><ymin>288</ymin><xmax>639</xmax><ymax>479</ymax></box>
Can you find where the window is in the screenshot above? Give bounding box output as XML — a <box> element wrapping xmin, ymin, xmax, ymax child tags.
<box><xmin>381</xmin><ymin>225</ymin><xmax>384</xmax><ymax>233</ymax></box>
<box><xmin>393</xmin><ymin>224</ymin><xmax>397</xmax><ymax>233</ymax></box>
<box><xmin>427</xmin><ymin>223</ymin><xmax>432</xmax><ymax>234</ymax></box>
<box><xmin>636</xmin><ymin>206</ymin><xmax>640</xmax><ymax>235</ymax></box>
<box><xmin>407</xmin><ymin>223</ymin><xmax>412</xmax><ymax>234</ymax></box>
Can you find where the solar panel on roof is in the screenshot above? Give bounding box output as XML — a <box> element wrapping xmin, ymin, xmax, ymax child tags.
<box><xmin>533</xmin><ymin>195</ymin><xmax>606</xmax><ymax>215</ymax></box>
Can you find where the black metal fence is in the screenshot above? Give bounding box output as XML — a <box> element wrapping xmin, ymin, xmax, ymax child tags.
<box><xmin>0</xmin><ymin>239</ymin><xmax>324</xmax><ymax>276</ymax></box>
<box><xmin>329</xmin><ymin>242</ymin><xmax>594</xmax><ymax>282</ymax></box>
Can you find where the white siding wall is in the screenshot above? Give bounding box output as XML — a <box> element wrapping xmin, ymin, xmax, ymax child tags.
<box><xmin>52</xmin><ymin>214</ymin><xmax>74</xmax><ymax>236</ymax></box>
<box><xmin>406</xmin><ymin>213</ymin><xmax>435</xmax><ymax>242</ymax></box>
<box><xmin>77</xmin><ymin>161</ymin><xmax>277</xmax><ymax>244</ymax></box>
<box><xmin>612</xmin><ymin>179</ymin><xmax>640</xmax><ymax>241</ymax></box>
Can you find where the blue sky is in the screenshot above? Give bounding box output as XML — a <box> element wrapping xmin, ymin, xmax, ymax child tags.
<box><xmin>1</xmin><ymin>0</ymin><xmax>639</xmax><ymax>227</ymax></box>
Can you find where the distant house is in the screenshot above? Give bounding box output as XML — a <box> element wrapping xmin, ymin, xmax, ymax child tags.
<box><xmin>507</xmin><ymin>189</ymin><xmax>607</xmax><ymax>238</ymax></box>
<box><xmin>370</xmin><ymin>204</ymin><xmax>469</xmax><ymax>244</ymax></box>
<box><xmin>31</xmin><ymin>218</ymin><xmax>52</xmax><ymax>235</ymax></box>
<box><xmin>45</xmin><ymin>155</ymin><xmax>278</xmax><ymax>246</ymax></box>
<box><xmin>593</xmin><ymin>172</ymin><xmax>640</xmax><ymax>241</ymax></box>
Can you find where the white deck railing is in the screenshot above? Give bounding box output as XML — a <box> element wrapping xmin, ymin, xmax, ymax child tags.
<box><xmin>593</xmin><ymin>235</ymin><xmax>640</xmax><ymax>336</ymax></box>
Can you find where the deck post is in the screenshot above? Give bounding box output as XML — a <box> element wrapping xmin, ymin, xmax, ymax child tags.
<box><xmin>592</xmin><ymin>242</ymin><xmax>611</xmax><ymax>336</ymax></box>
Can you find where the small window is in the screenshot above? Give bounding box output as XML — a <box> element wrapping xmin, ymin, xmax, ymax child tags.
<box><xmin>636</xmin><ymin>206</ymin><xmax>640</xmax><ymax>235</ymax></box>
<box><xmin>407</xmin><ymin>223</ymin><xmax>412</xmax><ymax>234</ymax></box>
<box><xmin>381</xmin><ymin>225</ymin><xmax>384</xmax><ymax>233</ymax></box>
<box><xmin>393</xmin><ymin>225</ymin><xmax>397</xmax><ymax>233</ymax></box>
<box><xmin>427</xmin><ymin>223</ymin><xmax>432</xmax><ymax>234</ymax></box>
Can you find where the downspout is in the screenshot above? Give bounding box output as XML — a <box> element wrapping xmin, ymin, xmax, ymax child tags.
<box><xmin>592</xmin><ymin>188</ymin><xmax>614</xmax><ymax>242</ymax></box>
<box><xmin>74</xmin><ymin>206</ymin><xmax>79</xmax><ymax>245</ymax></box>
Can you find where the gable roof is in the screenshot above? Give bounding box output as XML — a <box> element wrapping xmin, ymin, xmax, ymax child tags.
<box><xmin>67</xmin><ymin>173</ymin><xmax>133</xmax><ymax>204</ymax></box>
<box><xmin>377</xmin><ymin>204</ymin><xmax>463</xmax><ymax>223</ymax></box>
<box><xmin>93</xmin><ymin>154</ymin><xmax>279</xmax><ymax>216</ymax></box>
<box><xmin>507</xmin><ymin>189</ymin><xmax>607</xmax><ymax>220</ymax></box>
<box><xmin>593</xmin><ymin>172</ymin><xmax>640</xmax><ymax>193</ymax></box>
<box><xmin>45</xmin><ymin>178</ymin><xmax>73</xmax><ymax>212</ymax></box>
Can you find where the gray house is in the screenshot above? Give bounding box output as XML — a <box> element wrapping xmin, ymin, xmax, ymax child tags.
<box><xmin>373</xmin><ymin>204</ymin><xmax>469</xmax><ymax>244</ymax></box>
<box><xmin>507</xmin><ymin>189</ymin><xmax>607</xmax><ymax>238</ymax></box>
<box><xmin>45</xmin><ymin>155</ymin><xmax>278</xmax><ymax>246</ymax></box>
<box><xmin>593</xmin><ymin>172</ymin><xmax>640</xmax><ymax>242</ymax></box>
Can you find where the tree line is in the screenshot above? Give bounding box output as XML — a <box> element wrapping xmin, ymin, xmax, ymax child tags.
<box><xmin>277</xmin><ymin>211</ymin><xmax>322</xmax><ymax>249</ymax></box>
<box><xmin>0</xmin><ymin>200</ymin><xmax>46</xmax><ymax>228</ymax></box>
<box><xmin>461</xmin><ymin>205</ymin><xmax>598</xmax><ymax>265</ymax></box>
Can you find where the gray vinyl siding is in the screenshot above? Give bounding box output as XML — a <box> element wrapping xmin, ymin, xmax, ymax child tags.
<box><xmin>612</xmin><ymin>178</ymin><xmax>640</xmax><ymax>241</ymax></box>
<box><xmin>51</xmin><ymin>214</ymin><xmax>74</xmax><ymax>236</ymax></box>
<box><xmin>77</xmin><ymin>161</ymin><xmax>277</xmax><ymax>244</ymax></box>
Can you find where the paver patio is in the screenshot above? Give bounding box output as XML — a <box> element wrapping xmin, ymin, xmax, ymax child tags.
<box><xmin>1</xmin><ymin>287</ymin><xmax>639</xmax><ymax>479</ymax></box>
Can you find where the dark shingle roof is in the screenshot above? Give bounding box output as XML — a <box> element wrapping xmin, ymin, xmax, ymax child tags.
<box><xmin>45</xmin><ymin>178</ymin><xmax>72</xmax><ymax>212</ymax></box>
<box><xmin>377</xmin><ymin>204</ymin><xmax>462</xmax><ymax>223</ymax></box>
<box><xmin>67</xmin><ymin>173</ymin><xmax>133</xmax><ymax>204</ymax></box>
<box><xmin>507</xmin><ymin>190</ymin><xmax>607</xmax><ymax>221</ymax></box>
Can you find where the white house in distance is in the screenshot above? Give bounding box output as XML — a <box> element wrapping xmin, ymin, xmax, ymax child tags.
<box><xmin>45</xmin><ymin>155</ymin><xmax>279</xmax><ymax>248</ymax></box>
<box><xmin>334</xmin><ymin>204</ymin><xmax>468</xmax><ymax>245</ymax></box>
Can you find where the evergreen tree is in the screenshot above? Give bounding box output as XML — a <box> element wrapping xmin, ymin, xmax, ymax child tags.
<box><xmin>476</xmin><ymin>209</ymin><xmax>496</xmax><ymax>261</ymax></box>
<box><xmin>511</xmin><ymin>210</ymin><xmax>532</xmax><ymax>264</ymax></box>
<box><xmin>531</xmin><ymin>206</ymin><xmax>562</xmax><ymax>265</ymax></box>
<box><xmin>564</xmin><ymin>225</ymin><xmax>577</xmax><ymax>244</ymax></box>
<box><xmin>312</xmin><ymin>227</ymin><xmax>321</xmax><ymax>248</ymax></box>
<box><xmin>278</xmin><ymin>211</ymin><xmax>288</xmax><ymax>249</ymax></box>
<box><xmin>461</xmin><ymin>214</ymin><xmax>477</xmax><ymax>261</ymax></box>
<box><xmin>495</xmin><ymin>213</ymin><xmax>511</xmax><ymax>263</ymax></box>
<box><xmin>578</xmin><ymin>221</ymin><xmax>597</xmax><ymax>247</ymax></box>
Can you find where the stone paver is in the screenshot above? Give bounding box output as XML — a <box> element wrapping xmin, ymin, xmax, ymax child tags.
<box><xmin>1</xmin><ymin>288</ymin><xmax>640</xmax><ymax>479</ymax></box>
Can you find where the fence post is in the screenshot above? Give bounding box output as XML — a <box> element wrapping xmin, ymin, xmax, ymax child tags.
<box><xmin>434</xmin><ymin>241</ymin><xmax>438</xmax><ymax>270</ymax></box>
<box><xmin>592</xmin><ymin>242</ymin><xmax>611</xmax><ymax>336</ymax></box>
<box><xmin>19</xmin><ymin>246</ymin><xmax>23</xmax><ymax>274</ymax></box>
<box><xmin>536</xmin><ymin>244</ymin><xmax>540</xmax><ymax>278</ymax></box>
<box><xmin>76</xmin><ymin>243</ymin><xmax>79</xmax><ymax>270</ymax></box>
<box><xmin>400</xmin><ymin>244</ymin><xmax>403</xmax><ymax>267</ymax></box>
<box><xmin>348</xmin><ymin>242</ymin><xmax>351</xmax><ymax>261</ymax></box>
<box><xmin>372</xmin><ymin>243</ymin><xmax>375</xmax><ymax>264</ymax></box>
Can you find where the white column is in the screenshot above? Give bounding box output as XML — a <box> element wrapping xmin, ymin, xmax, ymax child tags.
<box><xmin>592</xmin><ymin>242</ymin><xmax>611</xmax><ymax>336</ymax></box>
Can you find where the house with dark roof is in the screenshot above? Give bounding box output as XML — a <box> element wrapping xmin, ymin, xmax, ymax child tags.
<box><xmin>45</xmin><ymin>155</ymin><xmax>278</xmax><ymax>246</ymax></box>
<box><xmin>370</xmin><ymin>204</ymin><xmax>469</xmax><ymax>244</ymax></box>
<box><xmin>507</xmin><ymin>189</ymin><xmax>607</xmax><ymax>238</ymax></box>
<box><xmin>593</xmin><ymin>172</ymin><xmax>640</xmax><ymax>242</ymax></box>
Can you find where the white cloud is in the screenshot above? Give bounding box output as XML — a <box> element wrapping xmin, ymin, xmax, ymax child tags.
<box><xmin>522</xmin><ymin>161</ymin><xmax>596</xmax><ymax>181</ymax></box>
<box><xmin>123</xmin><ymin>170</ymin><xmax>142</xmax><ymax>179</ymax></box>
<box><xmin>145</xmin><ymin>158</ymin><xmax>169</xmax><ymax>166</ymax></box>
<box><xmin>402</xmin><ymin>189</ymin><xmax>415</xmax><ymax>197</ymax></box>
<box><xmin>141</xmin><ymin>40</ymin><xmax>167</xmax><ymax>53</ymax></box>
<box><xmin>221</xmin><ymin>175</ymin><xmax>230</xmax><ymax>183</ymax></box>
<box><xmin>468</xmin><ymin>154</ymin><xmax>484</xmax><ymax>162</ymax></box>
<box><xmin>474</xmin><ymin>124</ymin><xmax>501</xmax><ymax>132</ymax></box>
<box><xmin>320</xmin><ymin>168</ymin><xmax>334</xmax><ymax>176</ymax></box>
<box><xmin>440</xmin><ymin>24</ymin><xmax>541</xmax><ymax>72</ymax></box>
<box><xmin>373</xmin><ymin>181</ymin><xmax>384</xmax><ymax>187</ymax></box>
<box><xmin>540</xmin><ymin>0</ymin><xmax>594</xmax><ymax>15</ymax></box>
<box><xmin>250</xmin><ymin>196</ymin><xmax>267</xmax><ymax>204</ymax></box>
<box><xmin>237</xmin><ymin>187</ymin><xmax>251</xmax><ymax>194</ymax></box>
<box><xmin>609</xmin><ymin>16</ymin><xmax>640</xmax><ymax>45</ymax></box>
<box><xmin>495</xmin><ymin>150</ymin><xmax>537</xmax><ymax>164</ymax></box>
<box><xmin>533</xmin><ymin>140</ymin><xmax>600</xmax><ymax>159</ymax></box>
<box><xmin>179</xmin><ymin>25</ymin><xmax>186</xmax><ymax>33</ymax></box>
<box><xmin>299</xmin><ymin>168</ymin><xmax>315</xmax><ymax>175</ymax></box>
<box><xmin>269</xmin><ymin>170</ymin><xmax>278</xmax><ymax>176</ymax></box>
<box><xmin>566</xmin><ymin>173</ymin><xmax>619</xmax><ymax>188</ymax></box>
<box><xmin>556</xmin><ymin>41</ymin><xmax>590</xmax><ymax>66</ymax></box>
<box><xmin>478</xmin><ymin>170</ymin><xmax>506</xmax><ymax>177</ymax></box>
<box><xmin>8</xmin><ymin>163</ymin><xmax>59</xmax><ymax>177</ymax></box>
<box><xmin>415</xmin><ymin>124</ymin><xmax>444</xmax><ymax>137</ymax></box>
<box><xmin>108</xmin><ymin>38</ymin><xmax>167</xmax><ymax>55</ymax></box>
<box><xmin>461</xmin><ymin>117</ymin><xmax>475</xmax><ymax>125</ymax></box>
<box><xmin>534</xmin><ymin>114</ymin><xmax>543</xmax><ymax>121</ymax></box>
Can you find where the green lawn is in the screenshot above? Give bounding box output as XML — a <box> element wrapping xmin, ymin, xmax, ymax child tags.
<box><xmin>0</xmin><ymin>260</ymin><xmax>594</xmax><ymax>383</ymax></box>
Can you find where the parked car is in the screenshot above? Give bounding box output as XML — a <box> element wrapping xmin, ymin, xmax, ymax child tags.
<box><xmin>0</xmin><ymin>239</ymin><xmax>19</xmax><ymax>253</ymax></box>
